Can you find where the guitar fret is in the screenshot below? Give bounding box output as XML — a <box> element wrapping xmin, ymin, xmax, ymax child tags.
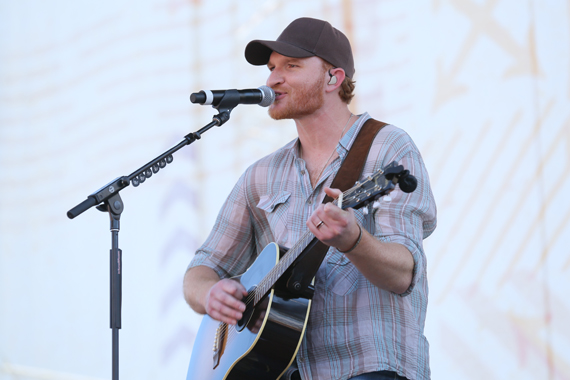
<box><xmin>251</xmin><ymin>166</ymin><xmax>395</xmax><ymax>307</ymax></box>
<box><xmin>254</xmin><ymin>232</ymin><xmax>310</xmax><ymax>305</ymax></box>
<box><xmin>188</xmin><ymin>162</ymin><xmax>407</xmax><ymax>378</ymax></box>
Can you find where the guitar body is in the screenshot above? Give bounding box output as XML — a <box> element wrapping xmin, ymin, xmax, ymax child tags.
<box><xmin>186</xmin><ymin>162</ymin><xmax>415</xmax><ymax>379</ymax></box>
<box><xmin>186</xmin><ymin>243</ymin><xmax>312</xmax><ymax>380</ymax></box>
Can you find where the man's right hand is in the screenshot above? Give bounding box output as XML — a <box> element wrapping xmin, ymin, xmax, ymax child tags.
<box><xmin>204</xmin><ymin>279</ymin><xmax>248</xmax><ymax>325</ymax></box>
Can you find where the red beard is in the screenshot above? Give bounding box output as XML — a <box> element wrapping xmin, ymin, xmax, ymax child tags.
<box><xmin>268</xmin><ymin>74</ymin><xmax>326</xmax><ymax>120</ymax></box>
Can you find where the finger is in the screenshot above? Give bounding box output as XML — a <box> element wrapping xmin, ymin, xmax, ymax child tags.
<box><xmin>312</xmin><ymin>216</ymin><xmax>325</xmax><ymax>229</ymax></box>
<box><xmin>306</xmin><ymin>218</ymin><xmax>319</xmax><ymax>236</ymax></box>
<box><xmin>321</xmin><ymin>201</ymin><xmax>351</xmax><ymax>224</ymax></box>
<box><xmin>209</xmin><ymin>308</ymin><xmax>239</xmax><ymax>325</ymax></box>
<box><xmin>232</xmin><ymin>283</ymin><xmax>249</xmax><ymax>298</ymax></box>
<box><xmin>306</xmin><ymin>206</ymin><xmax>322</xmax><ymax>229</ymax></box>
<box><xmin>324</xmin><ymin>187</ymin><xmax>342</xmax><ymax>199</ymax></box>
<box><xmin>314</xmin><ymin>205</ymin><xmax>329</xmax><ymax>221</ymax></box>
<box><xmin>217</xmin><ymin>301</ymin><xmax>244</xmax><ymax>321</ymax></box>
<box><xmin>207</xmin><ymin>298</ymin><xmax>244</xmax><ymax>324</ymax></box>
<box><xmin>217</xmin><ymin>290</ymin><xmax>246</xmax><ymax>313</ymax></box>
<box><xmin>206</xmin><ymin>281</ymin><xmax>246</xmax><ymax>318</ymax></box>
<box><xmin>315</xmin><ymin>205</ymin><xmax>343</xmax><ymax>225</ymax></box>
<box><xmin>220</xmin><ymin>279</ymin><xmax>246</xmax><ymax>295</ymax></box>
<box><xmin>307</xmin><ymin>214</ymin><xmax>326</xmax><ymax>235</ymax></box>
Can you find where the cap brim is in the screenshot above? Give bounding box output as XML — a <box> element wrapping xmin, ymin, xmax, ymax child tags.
<box><xmin>245</xmin><ymin>40</ymin><xmax>316</xmax><ymax>66</ymax></box>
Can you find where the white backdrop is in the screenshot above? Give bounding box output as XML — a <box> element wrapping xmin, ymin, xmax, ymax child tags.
<box><xmin>1</xmin><ymin>1</ymin><xmax>569</xmax><ymax>379</ymax></box>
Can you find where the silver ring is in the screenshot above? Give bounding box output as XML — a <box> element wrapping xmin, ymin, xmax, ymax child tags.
<box><xmin>316</xmin><ymin>220</ymin><xmax>324</xmax><ymax>228</ymax></box>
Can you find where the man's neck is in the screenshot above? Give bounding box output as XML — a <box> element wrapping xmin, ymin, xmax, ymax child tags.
<box><xmin>294</xmin><ymin>104</ymin><xmax>354</xmax><ymax>186</ymax></box>
<box><xmin>295</xmin><ymin>104</ymin><xmax>353</xmax><ymax>156</ymax></box>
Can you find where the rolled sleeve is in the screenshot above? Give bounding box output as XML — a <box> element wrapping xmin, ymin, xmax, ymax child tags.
<box><xmin>368</xmin><ymin>127</ymin><xmax>437</xmax><ymax>296</ymax></box>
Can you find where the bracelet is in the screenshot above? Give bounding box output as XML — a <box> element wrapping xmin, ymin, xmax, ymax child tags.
<box><xmin>339</xmin><ymin>224</ymin><xmax>362</xmax><ymax>254</ymax></box>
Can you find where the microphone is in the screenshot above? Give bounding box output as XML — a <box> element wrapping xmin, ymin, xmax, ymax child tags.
<box><xmin>190</xmin><ymin>85</ymin><xmax>275</xmax><ymax>107</ymax></box>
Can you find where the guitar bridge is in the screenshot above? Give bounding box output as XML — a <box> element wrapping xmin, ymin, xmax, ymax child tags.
<box><xmin>212</xmin><ymin>322</ymin><xmax>228</xmax><ymax>369</ymax></box>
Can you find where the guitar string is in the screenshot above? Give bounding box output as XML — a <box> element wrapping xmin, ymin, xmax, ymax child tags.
<box><xmin>217</xmin><ymin>197</ymin><xmax>344</xmax><ymax>346</ymax></box>
<box><xmin>214</xmin><ymin>173</ymin><xmax>390</xmax><ymax>353</ymax></box>
<box><xmin>219</xmin><ymin>228</ymin><xmax>317</xmax><ymax>343</ymax></box>
<box><xmin>213</xmin><ymin>172</ymin><xmax>386</xmax><ymax>343</ymax></box>
<box><xmin>244</xmin><ymin>173</ymin><xmax>383</xmax><ymax>306</ymax></box>
<box><xmin>218</xmin><ymin>192</ymin><xmax>350</xmax><ymax>343</ymax></box>
<box><xmin>239</xmin><ymin>177</ymin><xmax>375</xmax><ymax>309</ymax></box>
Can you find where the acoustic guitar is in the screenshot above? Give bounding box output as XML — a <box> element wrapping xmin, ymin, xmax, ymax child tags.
<box><xmin>186</xmin><ymin>161</ymin><xmax>416</xmax><ymax>380</ymax></box>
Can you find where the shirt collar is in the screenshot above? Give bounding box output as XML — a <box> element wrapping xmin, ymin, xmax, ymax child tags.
<box><xmin>336</xmin><ymin>112</ymin><xmax>371</xmax><ymax>159</ymax></box>
<box><xmin>290</xmin><ymin>112</ymin><xmax>371</xmax><ymax>160</ymax></box>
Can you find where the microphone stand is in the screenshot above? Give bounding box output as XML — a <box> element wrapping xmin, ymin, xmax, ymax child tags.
<box><xmin>67</xmin><ymin>92</ymin><xmax>243</xmax><ymax>380</ymax></box>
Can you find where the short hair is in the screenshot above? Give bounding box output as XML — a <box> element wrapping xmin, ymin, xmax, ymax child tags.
<box><xmin>339</xmin><ymin>76</ymin><xmax>356</xmax><ymax>104</ymax></box>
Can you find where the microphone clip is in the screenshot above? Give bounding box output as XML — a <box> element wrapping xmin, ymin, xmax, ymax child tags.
<box><xmin>212</xmin><ymin>110</ymin><xmax>232</xmax><ymax>127</ymax></box>
<box><xmin>212</xmin><ymin>90</ymin><xmax>241</xmax><ymax>127</ymax></box>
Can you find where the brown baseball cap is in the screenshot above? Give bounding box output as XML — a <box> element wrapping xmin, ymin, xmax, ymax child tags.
<box><xmin>245</xmin><ymin>17</ymin><xmax>355</xmax><ymax>78</ymax></box>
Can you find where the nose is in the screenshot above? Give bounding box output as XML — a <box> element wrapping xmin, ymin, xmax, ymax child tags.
<box><xmin>266</xmin><ymin>67</ymin><xmax>284</xmax><ymax>88</ymax></box>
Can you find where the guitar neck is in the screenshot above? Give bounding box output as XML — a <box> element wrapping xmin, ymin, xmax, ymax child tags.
<box><xmin>251</xmin><ymin>160</ymin><xmax>408</xmax><ymax>306</ymax></box>
<box><xmin>253</xmin><ymin>231</ymin><xmax>318</xmax><ymax>305</ymax></box>
<box><xmin>252</xmin><ymin>197</ymin><xmax>344</xmax><ymax>305</ymax></box>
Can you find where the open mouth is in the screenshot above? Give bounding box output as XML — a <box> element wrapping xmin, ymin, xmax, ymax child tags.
<box><xmin>273</xmin><ymin>90</ymin><xmax>285</xmax><ymax>101</ymax></box>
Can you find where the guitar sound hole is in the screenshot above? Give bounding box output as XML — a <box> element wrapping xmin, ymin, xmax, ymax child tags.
<box><xmin>236</xmin><ymin>286</ymin><xmax>257</xmax><ymax>332</ymax></box>
<box><xmin>236</xmin><ymin>287</ymin><xmax>270</xmax><ymax>334</ymax></box>
<box><xmin>236</xmin><ymin>306</ymin><xmax>253</xmax><ymax>332</ymax></box>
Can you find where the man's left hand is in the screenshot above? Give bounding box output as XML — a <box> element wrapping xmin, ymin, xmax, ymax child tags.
<box><xmin>307</xmin><ymin>187</ymin><xmax>361</xmax><ymax>252</ymax></box>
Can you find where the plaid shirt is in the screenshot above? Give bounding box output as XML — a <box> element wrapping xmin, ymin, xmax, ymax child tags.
<box><xmin>188</xmin><ymin>113</ymin><xmax>437</xmax><ymax>380</ymax></box>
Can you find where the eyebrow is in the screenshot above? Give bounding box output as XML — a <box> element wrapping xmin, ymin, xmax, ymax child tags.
<box><xmin>267</xmin><ymin>57</ymin><xmax>303</xmax><ymax>67</ymax></box>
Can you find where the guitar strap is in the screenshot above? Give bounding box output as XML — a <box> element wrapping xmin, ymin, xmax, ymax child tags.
<box><xmin>324</xmin><ymin>117</ymin><xmax>388</xmax><ymax>203</ymax></box>
<box><xmin>316</xmin><ymin>117</ymin><xmax>388</xmax><ymax>248</ymax></box>
<box><xmin>325</xmin><ymin>117</ymin><xmax>389</xmax><ymax>235</ymax></box>
<box><xmin>283</xmin><ymin>118</ymin><xmax>388</xmax><ymax>379</ymax></box>
<box><xmin>284</xmin><ymin>118</ymin><xmax>388</xmax><ymax>297</ymax></box>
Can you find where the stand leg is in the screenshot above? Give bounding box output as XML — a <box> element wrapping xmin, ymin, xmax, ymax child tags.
<box><xmin>113</xmin><ymin>328</ymin><xmax>119</xmax><ymax>379</ymax></box>
<box><xmin>110</xmin><ymin>244</ymin><xmax>121</xmax><ymax>380</ymax></box>
<box><xmin>106</xmin><ymin>193</ymin><xmax>123</xmax><ymax>380</ymax></box>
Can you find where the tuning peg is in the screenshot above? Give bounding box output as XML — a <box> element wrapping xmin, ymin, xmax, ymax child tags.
<box><xmin>398</xmin><ymin>171</ymin><xmax>417</xmax><ymax>193</ymax></box>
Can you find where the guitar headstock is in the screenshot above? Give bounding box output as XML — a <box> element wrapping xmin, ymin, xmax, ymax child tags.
<box><xmin>340</xmin><ymin>161</ymin><xmax>417</xmax><ymax>210</ymax></box>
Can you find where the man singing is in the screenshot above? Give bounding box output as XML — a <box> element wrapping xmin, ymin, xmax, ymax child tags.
<box><xmin>184</xmin><ymin>17</ymin><xmax>437</xmax><ymax>380</ymax></box>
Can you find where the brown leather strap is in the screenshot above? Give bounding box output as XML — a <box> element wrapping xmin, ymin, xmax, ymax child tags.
<box><xmin>285</xmin><ymin>118</ymin><xmax>388</xmax><ymax>291</ymax></box>
<box><xmin>323</xmin><ymin>118</ymin><xmax>388</xmax><ymax>203</ymax></box>
<box><xmin>283</xmin><ymin>119</ymin><xmax>387</xmax><ymax>298</ymax></box>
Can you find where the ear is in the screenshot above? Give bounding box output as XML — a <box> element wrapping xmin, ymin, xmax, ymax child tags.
<box><xmin>326</xmin><ymin>67</ymin><xmax>346</xmax><ymax>92</ymax></box>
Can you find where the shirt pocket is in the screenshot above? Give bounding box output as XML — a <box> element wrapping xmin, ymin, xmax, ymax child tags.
<box><xmin>257</xmin><ymin>191</ymin><xmax>291</xmax><ymax>246</ymax></box>
<box><xmin>326</xmin><ymin>251</ymin><xmax>360</xmax><ymax>296</ymax></box>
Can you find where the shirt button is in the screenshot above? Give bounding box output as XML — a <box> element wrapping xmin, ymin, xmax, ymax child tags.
<box><xmin>307</xmin><ymin>199</ymin><xmax>312</xmax><ymax>205</ymax></box>
<box><xmin>301</xmin><ymin>170</ymin><xmax>306</xmax><ymax>175</ymax></box>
